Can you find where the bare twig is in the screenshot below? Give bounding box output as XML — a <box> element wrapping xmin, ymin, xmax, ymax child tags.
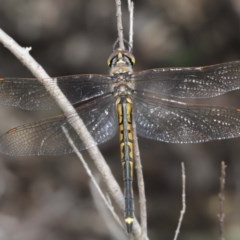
<box><xmin>0</xmin><ymin>0</ymin><xmax>145</xmax><ymax>237</ymax></box>
<box><xmin>0</xmin><ymin>27</ymin><xmax>143</xmax><ymax>236</ymax></box>
<box><xmin>0</xmin><ymin>27</ymin><xmax>122</xmax><ymax>205</ymax></box>
<box><xmin>61</xmin><ymin>126</ymin><xmax>124</xmax><ymax>231</ymax></box>
<box><xmin>218</xmin><ymin>161</ymin><xmax>227</xmax><ymax>240</ymax></box>
<box><xmin>115</xmin><ymin>0</ymin><xmax>125</xmax><ymax>49</ymax></box>
<box><xmin>173</xmin><ymin>162</ymin><xmax>186</xmax><ymax>240</ymax></box>
<box><xmin>127</xmin><ymin>0</ymin><xmax>134</xmax><ymax>50</ymax></box>
<box><xmin>132</xmin><ymin>121</ymin><xmax>148</xmax><ymax>239</ymax></box>
<box><xmin>0</xmin><ymin>28</ymin><xmax>143</xmax><ymax>235</ymax></box>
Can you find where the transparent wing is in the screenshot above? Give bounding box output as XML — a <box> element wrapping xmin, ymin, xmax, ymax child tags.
<box><xmin>0</xmin><ymin>74</ymin><xmax>112</xmax><ymax>110</ymax></box>
<box><xmin>133</xmin><ymin>94</ymin><xmax>240</xmax><ymax>143</ymax></box>
<box><xmin>133</xmin><ymin>61</ymin><xmax>240</xmax><ymax>98</ymax></box>
<box><xmin>0</xmin><ymin>95</ymin><xmax>117</xmax><ymax>156</ymax></box>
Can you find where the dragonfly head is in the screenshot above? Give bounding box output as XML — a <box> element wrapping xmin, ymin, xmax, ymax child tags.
<box><xmin>107</xmin><ymin>49</ymin><xmax>135</xmax><ymax>75</ymax></box>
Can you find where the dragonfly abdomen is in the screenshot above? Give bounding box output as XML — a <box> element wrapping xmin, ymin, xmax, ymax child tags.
<box><xmin>116</xmin><ymin>96</ymin><xmax>134</xmax><ymax>233</ymax></box>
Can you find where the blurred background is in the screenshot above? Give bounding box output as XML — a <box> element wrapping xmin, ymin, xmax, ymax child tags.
<box><xmin>0</xmin><ymin>0</ymin><xmax>240</xmax><ymax>239</ymax></box>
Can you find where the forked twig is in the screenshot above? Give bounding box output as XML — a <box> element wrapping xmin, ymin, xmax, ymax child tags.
<box><xmin>218</xmin><ymin>161</ymin><xmax>227</xmax><ymax>240</ymax></box>
<box><xmin>0</xmin><ymin>28</ymin><xmax>122</xmax><ymax>206</ymax></box>
<box><xmin>173</xmin><ymin>162</ymin><xmax>186</xmax><ymax>240</ymax></box>
<box><xmin>0</xmin><ymin>28</ymin><xmax>143</xmax><ymax>236</ymax></box>
<box><xmin>0</xmin><ymin>0</ymin><xmax>146</xmax><ymax>237</ymax></box>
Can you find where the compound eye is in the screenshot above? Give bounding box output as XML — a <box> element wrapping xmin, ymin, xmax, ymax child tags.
<box><xmin>123</xmin><ymin>51</ymin><xmax>135</xmax><ymax>66</ymax></box>
<box><xmin>107</xmin><ymin>56</ymin><xmax>113</xmax><ymax>67</ymax></box>
<box><xmin>129</xmin><ymin>55</ymin><xmax>135</xmax><ymax>65</ymax></box>
<box><xmin>107</xmin><ymin>49</ymin><xmax>136</xmax><ymax>67</ymax></box>
<box><xmin>107</xmin><ymin>51</ymin><xmax>118</xmax><ymax>67</ymax></box>
<box><xmin>107</xmin><ymin>55</ymin><xmax>117</xmax><ymax>67</ymax></box>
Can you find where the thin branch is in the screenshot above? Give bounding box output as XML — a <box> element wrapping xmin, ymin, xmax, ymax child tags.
<box><xmin>173</xmin><ymin>162</ymin><xmax>186</xmax><ymax>240</ymax></box>
<box><xmin>115</xmin><ymin>0</ymin><xmax>125</xmax><ymax>49</ymax></box>
<box><xmin>61</xmin><ymin>126</ymin><xmax>124</xmax><ymax>231</ymax></box>
<box><xmin>0</xmin><ymin>28</ymin><xmax>143</xmax><ymax>237</ymax></box>
<box><xmin>0</xmin><ymin>27</ymin><xmax>122</xmax><ymax>206</ymax></box>
<box><xmin>218</xmin><ymin>161</ymin><xmax>227</xmax><ymax>240</ymax></box>
<box><xmin>133</xmin><ymin>121</ymin><xmax>149</xmax><ymax>240</ymax></box>
<box><xmin>127</xmin><ymin>0</ymin><xmax>134</xmax><ymax>50</ymax></box>
<box><xmin>0</xmin><ymin>28</ymin><xmax>143</xmax><ymax>235</ymax></box>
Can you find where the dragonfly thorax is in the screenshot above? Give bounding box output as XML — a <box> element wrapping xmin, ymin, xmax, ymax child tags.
<box><xmin>113</xmin><ymin>83</ymin><xmax>133</xmax><ymax>98</ymax></box>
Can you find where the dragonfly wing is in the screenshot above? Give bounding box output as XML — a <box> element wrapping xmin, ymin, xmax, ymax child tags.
<box><xmin>58</xmin><ymin>74</ymin><xmax>112</xmax><ymax>106</ymax></box>
<box><xmin>133</xmin><ymin>94</ymin><xmax>240</xmax><ymax>143</ymax></box>
<box><xmin>0</xmin><ymin>75</ymin><xmax>112</xmax><ymax>110</ymax></box>
<box><xmin>0</xmin><ymin>95</ymin><xmax>117</xmax><ymax>156</ymax></box>
<box><xmin>133</xmin><ymin>60</ymin><xmax>240</xmax><ymax>98</ymax></box>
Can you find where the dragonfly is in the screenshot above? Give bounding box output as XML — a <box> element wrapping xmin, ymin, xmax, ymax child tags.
<box><xmin>1</xmin><ymin>49</ymin><xmax>240</xmax><ymax>233</ymax></box>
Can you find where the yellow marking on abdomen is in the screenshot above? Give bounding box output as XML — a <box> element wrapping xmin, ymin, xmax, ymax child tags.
<box><xmin>125</xmin><ymin>217</ymin><xmax>134</xmax><ymax>224</ymax></box>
